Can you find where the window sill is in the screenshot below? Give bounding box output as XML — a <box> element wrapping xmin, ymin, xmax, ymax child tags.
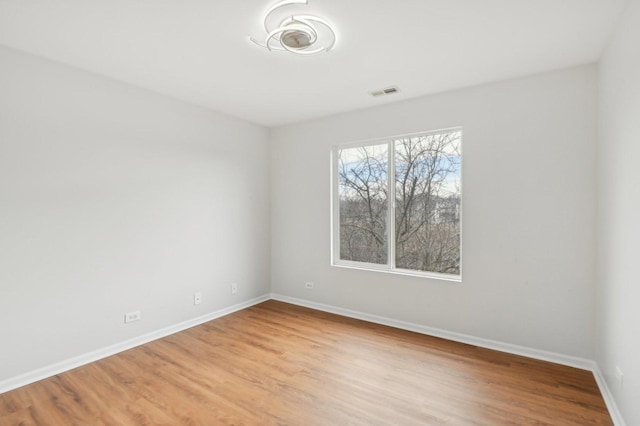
<box><xmin>332</xmin><ymin>261</ymin><xmax>462</xmax><ymax>282</ymax></box>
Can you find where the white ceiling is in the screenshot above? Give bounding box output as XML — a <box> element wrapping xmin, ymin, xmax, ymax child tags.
<box><xmin>0</xmin><ymin>0</ymin><xmax>627</xmax><ymax>127</ymax></box>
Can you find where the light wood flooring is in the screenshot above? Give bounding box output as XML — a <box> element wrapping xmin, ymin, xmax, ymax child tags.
<box><xmin>0</xmin><ymin>300</ymin><xmax>612</xmax><ymax>425</ymax></box>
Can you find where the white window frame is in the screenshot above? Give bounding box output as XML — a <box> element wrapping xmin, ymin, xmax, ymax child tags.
<box><xmin>330</xmin><ymin>128</ymin><xmax>462</xmax><ymax>282</ymax></box>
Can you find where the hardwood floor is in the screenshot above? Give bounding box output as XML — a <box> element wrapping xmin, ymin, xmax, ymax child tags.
<box><xmin>0</xmin><ymin>300</ymin><xmax>612</xmax><ymax>425</ymax></box>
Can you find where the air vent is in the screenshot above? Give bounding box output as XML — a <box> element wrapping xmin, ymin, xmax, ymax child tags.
<box><xmin>370</xmin><ymin>86</ymin><xmax>400</xmax><ymax>97</ymax></box>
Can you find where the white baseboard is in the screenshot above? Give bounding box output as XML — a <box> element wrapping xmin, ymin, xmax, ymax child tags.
<box><xmin>0</xmin><ymin>294</ymin><xmax>270</xmax><ymax>395</ymax></box>
<box><xmin>592</xmin><ymin>364</ymin><xmax>626</xmax><ymax>426</ymax></box>
<box><xmin>0</xmin><ymin>292</ymin><xmax>625</xmax><ymax>425</ymax></box>
<box><xmin>270</xmin><ymin>293</ymin><xmax>593</xmax><ymax>369</ymax></box>
<box><xmin>270</xmin><ymin>293</ymin><xmax>626</xmax><ymax>426</ymax></box>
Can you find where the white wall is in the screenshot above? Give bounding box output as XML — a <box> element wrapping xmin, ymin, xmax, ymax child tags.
<box><xmin>597</xmin><ymin>0</ymin><xmax>640</xmax><ymax>423</ymax></box>
<box><xmin>0</xmin><ymin>45</ymin><xmax>270</xmax><ymax>383</ymax></box>
<box><xmin>271</xmin><ymin>65</ymin><xmax>598</xmax><ymax>358</ymax></box>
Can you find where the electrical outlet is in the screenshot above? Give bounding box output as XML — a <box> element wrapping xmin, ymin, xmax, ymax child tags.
<box><xmin>615</xmin><ymin>366</ymin><xmax>624</xmax><ymax>387</ymax></box>
<box><xmin>194</xmin><ymin>292</ymin><xmax>202</xmax><ymax>305</ymax></box>
<box><xmin>305</xmin><ymin>282</ymin><xmax>314</xmax><ymax>289</ymax></box>
<box><xmin>231</xmin><ymin>283</ymin><xmax>238</xmax><ymax>294</ymax></box>
<box><xmin>124</xmin><ymin>311</ymin><xmax>141</xmax><ymax>323</ymax></box>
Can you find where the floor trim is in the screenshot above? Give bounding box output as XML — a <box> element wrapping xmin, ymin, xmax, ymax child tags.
<box><xmin>0</xmin><ymin>294</ymin><xmax>270</xmax><ymax>395</ymax></box>
<box><xmin>271</xmin><ymin>293</ymin><xmax>626</xmax><ymax>426</ymax></box>
<box><xmin>0</xmin><ymin>292</ymin><xmax>625</xmax><ymax>425</ymax></box>
<box><xmin>592</xmin><ymin>364</ymin><xmax>627</xmax><ymax>426</ymax></box>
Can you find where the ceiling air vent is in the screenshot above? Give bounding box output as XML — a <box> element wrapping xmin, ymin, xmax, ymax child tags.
<box><xmin>370</xmin><ymin>86</ymin><xmax>400</xmax><ymax>97</ymax></box>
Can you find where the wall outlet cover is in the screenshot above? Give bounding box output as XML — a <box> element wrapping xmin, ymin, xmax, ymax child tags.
<box><xmin>124</xmin><ymin>311</ymin><xmax>141</xmax><ymax>323</ymax></box>
<box><xmin>615</xmin><ymin>366</ymin><xmax>624</xmax><ymax>387</ymax></box>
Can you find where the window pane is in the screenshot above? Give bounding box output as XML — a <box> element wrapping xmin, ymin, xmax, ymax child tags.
<box><xmin>338</xmin><ymin>144</ymin><xmax>388</xmax><ymax>264</ymax></box>
<box><xmin>394</xmin><ymin>131</ymin><xmax>461</xmax><ymax>274</ymax></box>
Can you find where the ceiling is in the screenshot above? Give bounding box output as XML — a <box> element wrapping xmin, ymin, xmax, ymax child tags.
<box><xmin>0</xmin><ymin>0</ymin><xmax>627</xmax><ymax>127</ymax></box>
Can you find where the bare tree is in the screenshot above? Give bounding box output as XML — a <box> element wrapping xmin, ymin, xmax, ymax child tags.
<box><xmin>394</xmin><ymin>132</ymin><xmax>461</xmax><ymax>273</ymax></box>
<box><xmin>338</xmin><ymin>131</ymin><xmax>461</xmax><ymax>274</ymax></box>
<box><xmin>338</xmin><ymin>145</ymin><xmax>388</xmax><ymax>264</ymax></box>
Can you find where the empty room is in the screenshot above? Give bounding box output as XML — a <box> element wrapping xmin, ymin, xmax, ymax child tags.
<box><xmin>0</xmin><ymin>0</ymin><xmax>638</xmax><ymax>424</ymax></box>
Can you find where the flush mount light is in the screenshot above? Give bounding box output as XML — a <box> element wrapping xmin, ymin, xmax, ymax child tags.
<box><xmin>249</xmin><ymin>0</ymin><xmax>336</xmax><ymax>56</ymax></box>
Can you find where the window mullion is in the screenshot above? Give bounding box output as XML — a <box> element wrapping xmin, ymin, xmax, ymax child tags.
<box><xmin>388</xmin><ymin>140</ymin><xmax>396</xmax><ymax>270</ymax></box>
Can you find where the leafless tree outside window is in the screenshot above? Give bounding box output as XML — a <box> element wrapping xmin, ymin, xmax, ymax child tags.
<box><xmin>338</xmin><ymin>143</ymin><xmax>388</xmax><ymax>264</ymax></box>
<box><xmin>337</xmin><ymin>130</ymin><xmax>461</xmax><ymax>275</ymax></box>
<box><xmin>394</xmin><ymin>132</ymin><xmax>461</xmax><ymax>274</ymax></box>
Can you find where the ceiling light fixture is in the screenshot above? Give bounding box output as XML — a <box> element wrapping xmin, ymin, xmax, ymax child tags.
<box><xmin>249</xmin><ymin>0</ymin><xmax>336</xmax><ymax>56</ymax></box>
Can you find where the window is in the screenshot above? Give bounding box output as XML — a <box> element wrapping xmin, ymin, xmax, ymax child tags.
<box><xmin>332</xmin><ymin>128</ymin><xmax>462</xmax><ymax>280</ymax></box>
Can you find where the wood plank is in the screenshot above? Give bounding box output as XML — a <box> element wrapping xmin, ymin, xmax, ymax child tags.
<box><xmin>0</xmin><ymin>300</ymin><xmax>613</xmax><ymax>425</ymax></box>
